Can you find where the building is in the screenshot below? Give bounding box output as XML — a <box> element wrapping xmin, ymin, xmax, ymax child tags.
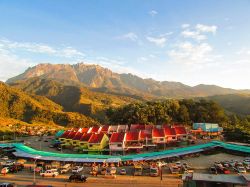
<box><xmin>78</xmin><ymin>133</ymin><xmax>92</xmax><ymax>149</ymax></box>
<box><xmin>71</xmin><ymin>132</ymin><xmax>84</xmax><ymax>147</ymax></box>
<box><xmin>152</xmin><ymin>128</ymin><xmax>165</xmax><ymax>144</ymax></box>
<box><xmin>108</xmin><ymin>125</ymin><xmax>119</xmax><ymax>134</ymax></box>
<box><xmin>124</xmin><ymin>131</ymin><xmax>143</xmax><ymax>150</ymax></box>
<box><xmin>164</xmin><ymin>127</ymin><xmax>177</xmax><ymax>143</ymax></box>
<box><xmin>140</xmin><ymin>130</ymin><xmax>154</xmax><ymax>147</ymax></box>
<box><xmin>182</xmin><ymin>173</ymin><xmax>250</xmax><ymax>187</ymax></box>
<box><xmin>117</xmin><ymin>125</ymin><xmax>128</xmax><ymax>133</ymax></box>
<box><xmin>130</xmin><ymin>124</ymin><xmax>145</xmax><ymax>132</ymax></box>
<box><xmin>87</xmin><ymin>133</ymin><xmax>109</xmax><ymax>154</ymax></box>
<box><xmin>109</xmin><ymin>132</ymin><xmax>125</xmax><ymax>153</ymax></box>
<box><xmin>192</xmin><ymin>123</ymin><xmax>223</xmax><ymax>136</ymax></box>
<box><xmin>99</xmin><ymin>125</ymin><xmax>110</xmax><ymax>134</ymax></box>
<box><xmin>174</xmin><ymin>126</ymin><xmax>188</xmax><ymax>141</ymax></box>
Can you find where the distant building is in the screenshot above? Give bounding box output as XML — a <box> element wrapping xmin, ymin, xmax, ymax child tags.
<box><xmin>182</xmin><ymin>173</ymin><xmax>250</xmax><ymax>187</ymax></box>
<box><xmin>192</xmin><ymin>123</ymin><xmax>223</xmax><ymax>136</ymax></box>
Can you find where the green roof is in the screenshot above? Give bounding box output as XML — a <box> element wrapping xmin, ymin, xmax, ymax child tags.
<box><xmin>0</xmin><ymin>141</ymin><xmax>249</xmax><ymax>161</ymax></box>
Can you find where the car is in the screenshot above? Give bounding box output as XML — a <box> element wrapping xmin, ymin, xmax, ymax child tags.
<box><xmin>1</xmin><ymin>167</ymin><xmax>9</xmax><ymax>174</ymax></box>
<box><xmin>216</xmin><ymin>167</ymin><xmax>230</xmax><ymax>174</ymax></box>
<box><xmin>49</xmin><ymin>145</ymin><xmax>54</xmax><ymax>148</ymax></box>
<box><xmin>175</xmin><ymin>162</ymin><xmax>181</xmax><ymax>168</ymax></box>
<box><xmin>235</xmin><ymin>166</ymin><xmax>246</xmax><ymax>173</ymax></box>
<box><xmin>72</xmin><ymin>166</ymin><xmax>83</xmax><ymax>173</ymax></box>
<box><xmin>119</xmin><ymin>168</ymin><xmax>126</xmax><ymax>175</ymax></box>
<box><xmin>101</xmin><ymin>168</ymin><xmax>107</xmax><ymax>175</ymax></box>
<box><xmin>0</xmin><ymin>183</ymin><xmax>16</xmax><ymax>187</ymax></box>
<box><xmin>110</xmin><ymin>167</ymin><xmax>116</xmax><ymax>175</ymax></box>
<box><xmin>150</xmin><ymin>167</ymin><xmax>159</xmax><ymax>177</ymax></box>
<box><xmin>40</xmin><ymin>170</ymin><xmax>59</xmax><ymax>177</ymax></box>
<box><xmin>60</xmin><ymin>164</ymin><xmax>71</xmax><ymax>174</ymax></box>
<box><xmin>4</xmin><ymin>161</ymin><xmax>15</xmax><ymax>166</ymax></box>
<box><xmin>209</xmin><ymin>167</ymin><xmax>217</xmax><ymax>174</ymax></box>
<box><xmin>1</xmin><ymin>156</ymin><xmax>9</xmax><ymax>161</ymax></box>
<box><xmin>68</xmin><ymin>174</ymin><xmax>87</xmax><ymax>182</ymax></box>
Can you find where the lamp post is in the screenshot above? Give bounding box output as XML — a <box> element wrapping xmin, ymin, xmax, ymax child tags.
<box><xmin>33</xmin><ymin>156</ymin><xmax>41</xmax><ymax>185</ymax></box>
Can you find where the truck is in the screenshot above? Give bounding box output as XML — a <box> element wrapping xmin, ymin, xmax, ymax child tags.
<box><xmin>134</xmin><ymin>165</ymin><xmax>143</xmax><ymax>176</ymax></box>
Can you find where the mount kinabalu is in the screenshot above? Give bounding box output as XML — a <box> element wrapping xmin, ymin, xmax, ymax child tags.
<box><xmin>6</xmin><ymin>63</ymin><xmax>248</xmax><ymax>98</ymax></box>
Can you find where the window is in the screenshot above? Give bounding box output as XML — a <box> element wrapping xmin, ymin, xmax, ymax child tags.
<box><xmin>89</xmin><ymin>144</ymin><xmax>93</xmax><ymax>147</ymax></box>
<box><xmin>172</xmin><ymin>137</ymin><xmax>176</xmax><ymax>139</ymax></box>
<box><xmin>117</xmin><ymin>144</ymin><xmax>122</xmax><ymax>147</ymax></box>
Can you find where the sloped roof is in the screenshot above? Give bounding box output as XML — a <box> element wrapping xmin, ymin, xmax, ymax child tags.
<box><xmin>174</xmin><ymin>126</ymin><xmax>187</xmax><ymax>135</ymax></box>
<box><xmin>73</xmin><ymin>132</ymin><xmax>84</xmax><ymax>140</ymax></box>
<box><xmin>117</xmin><ymin>125</ymin><xmax>128</xmax><ymax>132</ymax></box>
<box><xmin>67</xmin><ymin>131</ymin><xmax>77</xmax><ymax>139</ymax></box>
<box><xmin>140</xmin><ymin>130</ymin><xmax>152</xmax><ymax>140</ymax></box>
<box><xmin>100</xmin><ymin>125</ymin><xmax>110</xmax><ymax>132</ymax></box>
<box><xmin>60</xmin><ymin>131</ymin><xmax>70</xmax><ymax>138</ymax></box>
<box><xmin>130</xmin><ymin>124</ymin><xmax>145</xmax><ymax>131</ymax></box>
<box><xmin>164</xmin><ymin>127</ymin><xmax>176</xmax><ymax>136</ymax></box>
<box><xmin>81</xmin><ymin>128</ymin><xmax>89</xmax><ymax>133</ymax></box>
<box><xmin>88</xmin><ymin>133</ymin><xmax>105</xmax><ymax>144</ymax></box>
<box><xmin>110</xmin><ymin>132</ymin><xmax>125</xmax><ymax>143</ymax></box>
<box><xmin>90</xmin><ymin>126</ymin><xmax>100</xmax><ymax>133</ymax></box>
<box><xmin>125</xmin><ymin>131</ymin><xmax>140</xmax><ymax>141</ymax></box>
<box><xmin>145</xmin><ymin>125</ymin><xmax>153</xmax><ymax>132</ymax></box>
<box><xmin>80</xmin><ymin>133</ymin><xmax>92</xmax><ymax>142</ymax></box>
<box><xmin>109</xmin><ymin>125</ymin><xmax>118</xmax><ymax>131</ymax></box>
<box><xmin>152</xmin><ymin>128</ymin><xmax>165</xmax><ymax>138</ymax></box>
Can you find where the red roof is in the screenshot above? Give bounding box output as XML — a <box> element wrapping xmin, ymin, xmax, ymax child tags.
<box><xmin>66</xmin><ymin>131</ymin><xmax>77</xmax><ymax>139</ymax></box>
<box><xmin>162</xmin><ymin>124</ymin><xmax>171</xmax><ymax>128</ymax></box>
<box><xmin>110</xmin><ymin>132</ymin><xmax>125</xmax><ymax>143</ymax></box>
<box><xmin>130</xmin><ymin>124</ymin><xmax>145</xmax><ymax>131</ymax></box>
<box><xmin>73</xmin><ymin>132</ymin><xmax>84</xmax><ymax>140</ymax></box>
<box><xmin>152</xmin><ymin>128</ymin><xmax>165</xmax><ymax>138</ymax></box>
<box><xmin>164</xmin><ymin>127</ymin><xmax>176</xmax><ymax>136</ymax></box>
<box><xmin>60</xmin><ymin>131</ymin><xmax>71</xmax><ymax>138</ymax></box>
<box><xmin>174</xmin><ymin>126</ymin><xmax>187</xmax><ymax>135</ymax></box>
<box><xmin>90</xmin><ymin>126</ymin><xmax>100</xmax><ymax>133</ymax></box>
<box><xmin>125</xmin><ymin>131</ymin><xmax>140</xmax><ymax>141</ymax></box>
<box><xmin>140</xmin><ymin>130</ymin><xmax>152</xmax><ymax>139</ymax></box>
<box><xmin>81</xmin><ymin>128</ymin><xmax>89</xmax><ymax>133</ymax></box>
<box><xmin>100</xmin><ymin>125</ymin><xmax>110</xmax><ymax>132</ymax></box>
<box><xmin>145</xmin><ymin>125</ymin><xmax>153</xmax><ymax>132</ymax></box>
<box><xmin>88</xmin><ymin>133</ymin><xmax>105</xmax><ymax>144</ymax></box>
<box><xmin>80</xmin><ymin>133</ymin><xmax>92</xmax><ymax>142</ymax></box>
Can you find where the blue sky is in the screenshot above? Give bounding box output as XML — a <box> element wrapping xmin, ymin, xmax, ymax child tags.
<box><xmin>1</xmin><ymin>0</ymin><xmax>250</xmax><ymax>89</ymax></box>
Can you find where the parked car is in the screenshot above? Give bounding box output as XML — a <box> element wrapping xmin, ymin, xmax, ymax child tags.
<box><xmin>110</xmin><ymin>167</ymin><xmax>116</xmax><ymax>175</ymax></box>
<box><xmin>68</xmin><ymin>174</ymin><xmax>87</xmax><ymax>182</ymax></box>
<box><xmin>209</xmin><ymin>167</ymin><xmax>218</xmax><ymax>174</ymax></box>
<box><xmin>235</xmin><ymin>166</ymin><xmax>246</xmax><ymax>173</ymax></box>
<box><xmin>1</xmin><ymin>167</ymin><xmax>9</xmax><ymax>174</ymax></box>
<box><xmin>40</xmin><ymin>170</ymin><xmax>59</xmax><ymax>177</ymax></box>
<box><xmin>1</xmin><ymin>156</ymin><xmax>9</xmax><ymax>160</ymax></box>
<box><xmin>119</xmin><ymin>168</ymin><xmax>126</xmax><ymax>175</ymax></box>
<box><xmin>150</xmin><ymin>167</ymin><xmax>159</xmax><ymax>177</ymax></box>
<box><xmin>72</xmin><ymin>166</ymin><xmax>83</xmax><ymax>173</ymax></box>
<box><xmin>0</xmin><ymin>183</ymin><xmax>16</xmax><ymax>187</ymax></box>
<box><xmin>60</xmin><ymin>164</ymin><xmax>71</xmax><ymax>174</ymax></box>
<box><xmin>216</xmin><ymin>167</ymin><xmax>230</xmax><ymax>174</ymax></box>
<box><xmin>101</xmin><ymin>168</ymin><xmax>107</xmax><ymax>175</ymax></box>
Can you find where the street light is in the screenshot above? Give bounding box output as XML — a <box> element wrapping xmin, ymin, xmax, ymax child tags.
<box><xmin>33</xmin><ymin>156</ymin><xmax>41</xmax><ymax>185</ymax></box>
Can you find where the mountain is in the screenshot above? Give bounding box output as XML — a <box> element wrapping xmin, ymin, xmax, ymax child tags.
<box><xmin>206</xmin><ymin>94</ymin><xmax>250</xmax><ymax>116</ymax></box>
<box><xmin>8</xmin><ymin>77</ymin><xmax>141</xmax><ymax>122</ymax></box>
<box><xmin>6</xmin><ymin>63</ymin><xmax>250</xmax><ymax>98</ymax></box>
<box><xmin>0</xmin><ymin>82</ymin><xmax>98</xmax><ymax>127</ymax></box>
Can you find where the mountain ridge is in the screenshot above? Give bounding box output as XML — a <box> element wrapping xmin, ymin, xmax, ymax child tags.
<box><xmin>6</xmin><ymin>63</ymin><xmax>250</xmax><ymax>98</ymax></box>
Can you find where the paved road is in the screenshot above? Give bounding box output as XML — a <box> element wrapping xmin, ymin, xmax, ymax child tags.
<box><xmin>0</xmin><ymin>172</ymin><xmax>183</xmax><ymax>187</ymax></box>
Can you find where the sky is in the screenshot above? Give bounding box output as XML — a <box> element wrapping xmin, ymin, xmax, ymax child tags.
<box><xmin>0</xmin><ymin>0</ymin><xmax>250</xmax><ymax>89</ymax></box>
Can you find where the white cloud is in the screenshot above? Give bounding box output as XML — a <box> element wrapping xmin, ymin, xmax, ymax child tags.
<box><xmin>146</xmin><ymin>36</ymin><xmax>167</xmax><ymax>47</ymax></box>
<box><xmin>237</xmin><ymin>48</ymin><xmax>250</xmax><ymax>55</ymax></box>
<box><xmin>149</xmin><ymin>10</ymin><xmax>158</xmax><ymax>17</ymax></box>
<box><xmin>181</xmin><ymin>30</ymin><xmax>207</xmax><ymax>41</ymax></box>
<box><xmin>196</xmin><ymin>24</ymin><xmax>217</xmax><ymax>34</ymax></box>
<box><xmin>118</xmin><ymin>32</ymin><xmax>138</xmax><ymax>41</ymax></box>
<box><xmin>168</xmin><ymin>42</ymin><xmax>215</xmax><ymax>65</ymax></box>
<box><xmin>181</xmin><ymin>24</ymin><xmax>190</xmax><ymax>29</ymax></box>
<box><xmin>0</xmin><ymin>38</ymin><xmax>85</xmax><ymax>58</ymax></box>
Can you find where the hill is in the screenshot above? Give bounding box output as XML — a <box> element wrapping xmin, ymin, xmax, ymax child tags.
<box><xmin>0</xmin><ymin>82</ymin><xmax>99</xmax><ymax>127</ymax></box>
<box><xmin>7</xmin><ymin>63</ymin><xmax>249</xmax><ymax>98</ymax></box>
<box><xmin>206</xmin><ymin>94</ymin><xmax>250</xmax><ymax>116</ymax></box>
<box><xmin>8</xmin><ymin>77</ymin><xmax>141</xmax><ymax>121</ymax></box>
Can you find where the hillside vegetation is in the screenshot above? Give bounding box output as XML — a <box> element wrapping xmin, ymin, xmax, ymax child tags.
<box><xmin>0</xmin><ymin>82</ymin><xmax>99</xmax><ymax>127</ymax></box>
<box><xmin>206</xmin><ymin>94</ymin><xmax>250</xmax><ymax>116</ymax></box>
